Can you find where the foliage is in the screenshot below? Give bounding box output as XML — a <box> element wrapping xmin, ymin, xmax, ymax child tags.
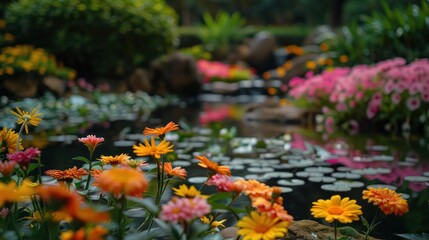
<box><xmin>0</xmin><ymin>45</ymin><xmax>76</xmax><ymax>80</ymax></box>
<box><xmin>179</xmin><ymin>45</ymin><xmax>212</xmax><ymax>60</ymax></box>
<box><xmin>288</xmin><ymin>58</ymin><xmax>429</xmax><ymax>134</ymax></box>
<box><xmin>197</xmin><ymin>59</ymin><xmax>255</xmax><ymax>83</ymax></box>
<box><xmin>198</xmin><ymin>11</ymin><xmax>246</xmax><ymax>56</ymax></box>
<box><xmin>324</xmin><ymin>0</ymin><xmax>429</xmax><ymax>66</ymax></box>
<box><xmin>4</xmin><ymin>0</ymin><xmax>178</xmax><ymax>78</ymax></box>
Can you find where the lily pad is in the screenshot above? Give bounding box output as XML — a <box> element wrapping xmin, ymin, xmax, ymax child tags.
<box><xmin>372</xmin><ymin>155</ymin><xmax>394</xmax><ymax>162</ymax></box>
<box><xmin>321</xmin><ymin>182</ymin><xmax>352</xmax><ymax>192</ymax></box>
<box><xmin>272</xmin><ymin>164</ymin><xmax>294</xmax><ymax>169</ymax></box>
<box><xmin>423</xmin><ymin>172</ymin><xmax>429</xmax><ymax>177</ymax></box>
<box><xmin>113</xmin><ymin>140</ymin><xmax>136</xmax><ymax>147</ymax></box>
<box><xmin>289</xmin><ymin>159</ymin><xmax>314</xmax><ymax>168</ymax></box>
<box><xmin>229</xmin><ymin>165</ymin><xmax>245</xmax><ymax>170</ymax></box>
<box><xmin>296</xmin><ymin>171</ymin><xmax>323</xmax><ymax>178</ymax></box>
<box><xmin>279</xmin><ymin>187</ymin><xmax>293</xmax><ymax>193</ymax></box>
<box><xmin>172</xmin><ymin>161</ymin><xmax>191</xmax><ymax>167</ymax></box>
<box><xmin>366</xmin><ymin>184</ymin><xmax>397</xmax><ymax>190</ymax></box>
<box><xmin>404</xmin><ymin>176</ymin><xmax>429</xmax><ymax>182</ymax></box>
<box><xmin>277</xmin><ymin>179</ymin><xmax>305</xmax><ymax>186</ymax></box>
<box><xmin>188</xmin><ymin>177</ymin><xmax>208</xmax><ymax>184</ymax></box>
<box><xmin>245</xmin><ymin>174</ymin><xmax>267</xmax><ymax>181</ymax></box>
<box><xmin>248</xmin><ymin>167</ymin><xmax>275</xmax><ymax>173</ymax></box>
<box><xmin>263</xmin><ymin>172</ymin><xmax>293</xmax><ymax>179</ymax></box>
<box><xmin>336</xmin><ymin>167</ymin><xmax>352</xmax><ymax>172</ymax></box>
<box><xmin>331</xmin><ymin>172</ymin><xmax>361</xmax><ymax>179</ymax></box>
<box><xmin>308</xmin><ymin>176</ymin><xmax>337</xmax><ymax>183</ymax></box>
<box><xmin>304</xmin><ymin>166</ymin><xmax>334</xmax><ymax>174</ymax></box>
<box><xmin>334</xmin><ymin>180</ymin><xmax>364</xmax><ymax>188</ymax></box>
<box><xmin>397</xmin><ymin>162</ymin><xmax>416</xmax><ymax>167</ymax></box>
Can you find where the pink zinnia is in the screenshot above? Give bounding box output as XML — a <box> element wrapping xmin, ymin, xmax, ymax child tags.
<box><xmin>0</xmin><ymin>161</ymin><xmax>17</xmax><ymax>177</ymax></box>
<box><xmin>335</xmin><ymin>103</ymin><xmax>347</xmax><ymax>112</ymax></box>
<box><xmin>159</xmin><ymin>197</ymin><xmax>211</xmax><ymax>223</ymax></box>
<box><xmin>207</xmin><ymin>174</ymin><xmax>233</xmax><ymax>192</ymax></box>
<box><xmin>366</xmin><ymin>101</ymin><xmax>380</xmax><ymax>119</ymax></box>
<box><xmin>0</xmin><ymin>208</ymin><xmax>9</xmax><ymax>218</ymax></box>
<box><xmin>78</xmin><ymin>135</ymin><xmax>104</xmax><ymax>152</ymax></box>
<box><xmin>406</xmin><ymin>97</ymin><xmax>420</xmax><ymax>111</ymax></box>
<box><xmin>391</xmin><ymin>92</ymin><xmax>401</xmax><ymax>105</ymax></box>
<box><xmin>7</xmin><ymin>147</ymin><xmax>41</xmax><ymax>169</ymax></box>
<box><xmin>422</xmin><ymin>92</ymin><xmax>429</xmax><ymax>102</ymax></box>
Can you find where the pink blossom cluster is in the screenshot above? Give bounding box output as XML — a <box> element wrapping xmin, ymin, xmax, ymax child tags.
<box><xmin>7</xmin><ymin>147</ymin><xmax>41</xmax><ymax>169</ymax></box>
<box><xmin>159</xmin><ymin>196</ymin><xmax>211</xmax><ymax>223</ymax></box>
<box><xmin>206</xmin><ymin>174</ymin><xmax>234</xmax><ymax>192</ymax></box>
<box><xmin>289</xmin><ymin>58</ymin><xmax>429</xmax><ymax>124</ymax></box>
<box><xmin>197</xmin><ymin>59</ymin><xmax>254</xmax><ymax>83</ymax></box>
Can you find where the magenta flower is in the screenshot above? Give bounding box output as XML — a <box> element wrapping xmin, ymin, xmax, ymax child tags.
<box><xmin>406</xmin><ymin>97</ymin><xmax>420</xmax><ymax>111</ymax></box>
<box><xmin>159</xmin><ymin>197</ymin><xmax>211</xmax><ymax>223</ymax></box>
<box><xmin>78</xmin><ymin>135</ymin><xmax>104</xmax><ymax>152</ymax></box>
<box><xmin>391</xmin><ymin>92</ymin><xmax>401</xmax><ymax>105</ymax></box>
<box><xmin>207</xmin><ymin>174</ymin><xmax>234</xmax><ymax>192</ymax></box>
<box><xmin>7</xmin><ymin>147</ymin><xmax>41</xmax><ymax>169</ymax></box>
<box><xmin>366</xmin><ymin>101</ymin><xmax>380</xmax><ymax>119</ymax></box>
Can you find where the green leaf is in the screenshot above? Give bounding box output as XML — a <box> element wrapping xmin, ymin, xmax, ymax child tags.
<box><xmin>360</xmin><ymin>216</ymin><xmax>369</xmax><ymax>229</ymax></box>
<box><xmin>154</xmin><ymin>218</ymin><xmax>182</xmax><ymax>239</ymax></box>
<box><xmin>208</xmin><ymin>192</ymin><xmax>233</xmax><ymax>204</ymax></box>
<box><xmin>123</xmin><ymin>208</ymin><xmax>147</xmax><ymax>218</ymax></box>
<box><xmin>27</xmin><ymin>162</ymin><xmax>43</xmax><ymax>174</ymax></box>
<box><xmin>72</xmin><ymin>156</ymin><xmax>90</xmax><ymax>164</ymax></box>
<box><xmin>201</xmin><ymin>232</ymin><xmax>224</xmax><ymax>240</ymax></box>
<box><xmin>127</xmin><ymin>197</ymin><xmax>159</xmax><ymax>213</ymax></box>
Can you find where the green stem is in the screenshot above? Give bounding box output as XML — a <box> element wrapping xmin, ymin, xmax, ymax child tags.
<box><xmin>155</xmin><ymin>158</ymin><xmax>162</xmax><ymax>205</ymax></box>
<box><xmin>117</xmin><ymin>196</ymin><xmax>126</xmax><ymax>240</ymax></box>
<box><xmin>36</xmin><ymin>157</ymin><xmax>42</xmax><ymax>184</ymax></box>
<box><xmin>334</xmin><ymin>220</ymin><xmax>337</xmax><ymax>240</ymax></box>
<box><xmin>84</xmin><ymin>150</ymin><xmax>94</xmax><ymax>190</ymax></box>
<box><xmin>16</xmin><ymin>121</ymin><xmax>26</xmax><ymax>151</ymax></box>
<box><xmin>364</xmin><ymin>208</ymin><xmax>380</xmax><ymax>240</ymax></box>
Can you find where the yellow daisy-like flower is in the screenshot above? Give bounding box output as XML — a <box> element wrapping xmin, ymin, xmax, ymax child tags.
<box><xmin>173</xmin><ymin>184</ymin><xmax>208</xmax><ymax>198</ymax></box>
<box><xmin>99</xmin><ymin>153</ymin><xmax>130</xmax><ymax>166</ymax></box>
<box><xmin>311</xmin><ymin>195</ymin><xmax>362</xmax><ymax>223</ymax></box>
<box><xmin>133</xmin><ymin>137</ymin><xmax>174</xmax><ymax>159</ymax></box>
<box><xmin>93</xmin><ymin>168</ymin><xmax>147</xmax><ymax>197</ymax></box>
<box><xmin>201</xmin><ymin>215</ymin><xmax>226</xmax><ymax>228</ymax></box>
<box><xmin>143</xmin><ymin>121</ymin><xmax>179</xmax><ymax>137</ymax></box>
<box><xmin>0</xmin><ymin>179</ymin><xmax>35</xmax><ymax>207</ymax></box>
<box><xmin>237</xmin><ymin>211</ymin><xmax>289</xmax><ymax>240</ymax></box>
<box><xmin>10</xmin><ymin>107</ymin><xmax>43</xmax><ymax>134</ymax></box>
<box><xmin>0</xmin><ymin>127</ymin><xmax>22</xmax><ymax>153</ymax></box>
<box><xmin>196</xmin><ymin>155</ymin><xmax>231</xmax><ymax>176</ymax></box>
<box><xmin>362</xmin><ymin>187</ymin><xmax>409</xmax><ymax>216</ymax></box>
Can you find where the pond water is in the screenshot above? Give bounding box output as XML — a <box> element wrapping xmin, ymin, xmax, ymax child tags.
<box><xmin>24</xmin><ymin>97</ymin><xmax>429</xmax><ymax>239</ymax></box>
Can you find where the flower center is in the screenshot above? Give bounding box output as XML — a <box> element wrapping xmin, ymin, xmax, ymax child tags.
<box><xmin>327</xmin><ymin>206</ymin><xmax>344</xmax><ymax>215</ymax></box>
<box><xmin>254</xmin><ymin>224</ymin><xmax>269</xmax><ymax>234</ymax></box>
<box><xmin>172</xmin><ymin>207</ymin><xmax>181</xmax><ymax>214</ymax></box>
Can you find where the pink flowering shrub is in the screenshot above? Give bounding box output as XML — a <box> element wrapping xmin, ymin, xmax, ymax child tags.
<box><xmin>289</xmin><ymin>58</ymin><xmax>429</xmax><ymax>132</ymax></box>
<box><xmin>197</xmin><ymin>59</ymin><xmax>255</xmax><ymax>83</ymax></box>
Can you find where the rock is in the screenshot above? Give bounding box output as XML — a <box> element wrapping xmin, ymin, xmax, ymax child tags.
<box><xmin>43</xmin><ymin>76</ymin><xmax>67</xmax><ymax>96</ymax></box>
<box><xmin>150</xmin><ymin>52</ymin><xmax>201</xmax><ymax>97</ymax></box>
<box><xmin>126</xmin><ymin>68</ymin><xmax>152</xmax><ymax>93</ymax></box>
<box><xmin>246</xmin><ymin>31</ymin><xmax>277</xmax><ymax>75</ymax></box>
<box><xmin>2</xmin><ymin>78</ymin><xmax>40</xmax><ymax>98</ymax></box>
<box><xmin>220</xmin><ymin>227</ymin><xmax>238</xmax><ymax>239</ymax></box>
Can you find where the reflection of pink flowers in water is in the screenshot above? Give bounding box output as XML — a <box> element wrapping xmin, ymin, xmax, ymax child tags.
<box><xmin>406</xmin><ymin>97</ymin><xmax>420</xmax><ymax>111</ymax></box>
<box><xmin>324</xmin><ymin>117</ymin><xmax>335</xmax><ymax>134</ymax></box>
<box><xmin>199</xmin><ymin>105</ymin><xmax>233</xmax><ymax>125</ymax></box>
<box><xmin>291</xmin><ymin>134</ymin><xmax>307</xmax><ymax>150</ymax></box>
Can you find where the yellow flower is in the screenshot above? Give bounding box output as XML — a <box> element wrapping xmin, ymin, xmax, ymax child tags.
<box><xmin>237</xmin><ymin>211</ymin><xmax>289</xmax><ymax>240</ymax></box>
<box><xmin>0</xmin><ymin>127</ymin><xmax>23</xmax><ymax>153</ymax></box>
<box><xmin>60</xmin><ymin>225</ymin><xmax>108</xmax><ymax>240</ymax></box>
<box><xmin>305</xmin><ymin>61</ymin><xmax>317</xmax><ymax>70</ymax></box>
<box><xmin>0</xmin><ymin>179</ymin><xmax>35</xmax><ymax>207</ymax></box>
<box><xmin>133</xmin><ymin>137</ymin><xmax>174</xmax><ymax>159</ymax></box>
<box><xmin>201</xmin><ymin>215</ymin><xmax>226</xmax><ymax>228</ymax></box>
<box><xmin>362</xmin><ymin>187</ymin><xmax>409</xmax><ymax>216</ymax></box>
<box><xmin>311</xmin><ymin>195</ymin><xmax>362</xmax><ymax>223</ymax></box>
<box><xmin>11</xmin><ymin>107</ymin><xmax>43</xmax><ymax>134</ymax></box>
<box><xmin>143</xmin><ymin>121</ymin><xmax>179</xmax><ymax>137</ymax></box>
<box><xmin>93</xmin><ymin>168</ymin><xmax>147</xmax><ymax>197</ymax></box>
<box><xmin>173</xmin><ymin>184</ymin><xmax>207</xmax><ymax>198</ymax></box>
<box><xmin>99</xmin><ymin>153</ymin><xmax>130</xmax><ymax>166</ymax></box>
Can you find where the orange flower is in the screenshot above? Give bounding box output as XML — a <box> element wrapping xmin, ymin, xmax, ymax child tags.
<box><xmin>121</xmin><ymin>159</ymin><xmax>148</xmax><ymax>169</ymax></box>
<box><xmin>37</xmin><ymin>185</ymin><xmax>81</xmax><ymax>214</ymax></box>
<box><xmin>78</xmin><ymin>135</ymin><xmax>104</xmax><ymax>152</ymax></box>
<box><xmin>99</xmin><ymin>153</ymin><xmax>130</xmax><ymax>166</ymax></box>
<box><xmin>133</xmin><ymin>137</ymin><xmax>174</xmax><ymax>159</ymax></box>
<box><xmin>93</xmin><ymin>168</ymin><xmax>147</xmax><ymax>197</ymax></box>
<box><xmin>143</xmin><ymin>121</ymin><xmax>179</xmax><ymax>137</ymax></box>
<box><xmin>320</xmin><ymin>42</ymin><xmax>329</xmax><ymax>51</ymax></box>
<box><xmin>0</xmin><ymin>161</ymin><xmax>17</xmax><ymax>177</ymax></box>
<box><xmin>305</xmin><ymin>61</ymin><xmax>317</xmax><ymax>70</ymax></box>
<box><xmin>91</xmin><ymin>168</ymin><xmax>103</xmax><ymax>177</ymax></box>
<box><xmin>45</xmin><ymin>167</ymin><xmax>88</xmax><ymax>182</ymax></box>
<box><xmin>164</xmin><ymin>162</ymin><xmax>187</xmax><ymax>179</ymax></box>
<box><xmin>0</xmin><ymin>127</ymin><xmax>23</xmax><ymax>154</ymax></box>
<box><xmin>362</xmin><ymin>187</ymin><xmax>409</xmax><ymax>216</ymax></box>
<box><xmin>73</xmin><ymin>207</ymin><xmax>110</xmax><ymax>223</ymax></box>
<box><xmin>235</xmin><ymin>179</ymin><xmax>279</xmax><ymax>202</ymax></box>
<box><xmin>251</xmin><ymin>197</ymin><xmax>293</xmax><ymax>222</ymax></box>
<box><xmin>196</xmin><ymin>155</ymin><xmax>231</xmax><ymax>176</ymax></box>
<box><xmin>60</xmin><ymin>225</ymin><xmax>108</xmax><ymax>240</ymax></box>
<box><xmin>267</xmin><ymin>87</ymin><xmax>277</xmax><ymax>96</ymax></box>
<box><xmin>339</xmin><ymin>55</ymin><xmax>349</xmax><ymax>63</ymax></box>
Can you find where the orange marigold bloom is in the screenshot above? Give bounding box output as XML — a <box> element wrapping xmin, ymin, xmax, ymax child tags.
<box><xmin>362</xmin><ymin>187</ymin><xmax>409</xmax><ymax>216</ymax></box>
<box><xmin>0</xmin><ymin>161</ymin><xmax>17</xmax><ymax>177</ymax></box>
<box><xmin>60</xmin><ymin>225</ymin><xmax>108</xmax><ymax>240</ymax></box>
<box><xmin>10</xmin><ymin>107</ymin><xmax>43</xmax><ymax>134</ymax></box>
<box><xmin>164</xmin><ymin>162</ymin><xmax>187</xmax><ymax>179</ymax></box>
<box><xmin>0</xmin><ymin>127</ymin><xmax>23</xmax><ymax>154</ymax></box>
<box><xmin>45</xmin><ymin>167</ymin><xmax>88</xmax><ymax>182</ymax></box>
<box><xmin>143</xmin><ymin>121</ymin><xmax>179</xmax><ymax>137</ymax></box>
<box><xmin>93</xmin><ymin>168</ymin><xmax>147</xmax><ymax>197</ymax></box>
<box><xmin>74</xmin><ymin>207</ymin><xmax>110</xmax><ymax>223</ymax></box>
<box><xmin>235</xmin><ymin>179</ymin><xmax>280</xmax><ymax>203</ymax></box>
<box><xmin>37</xmin><ymin>185</ymin><xmax>81</xmax><ymax>214</ymax></box>
<box><xmin>78</xmin><ymin>135</ymin><xmax>104</xmax><ymax>152</ymax></box>
<box><xmin>133</xmin><ymin>137</ymin><xmax>174</xmax><ymax>159</ymax></box>
<box><xmin>99</xmin><ymin>153</ymin><xmax>130</xmax><ymax>166</ymax></box>
<box><xmin>196</xmin><ymin>155</ymin><xmax>231</xmax><ymax>176</ymax></box>
<box><xmin>251</xmin><ymin>197</ymin><xmax>293</xmax><ymax>222</ymax></box>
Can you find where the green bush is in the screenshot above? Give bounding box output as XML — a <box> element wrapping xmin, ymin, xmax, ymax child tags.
<box><xmin>5</xmin><ymin>0</ymin><xmax>178</xmax><ymax>78</ymax></box>
<box><xmin>325</xmin><ymin>0</ymin><xmax>429</xmax><ymax>65</ymax></box>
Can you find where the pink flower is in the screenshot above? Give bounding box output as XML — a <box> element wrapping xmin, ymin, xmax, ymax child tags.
<box><xmin>391</xmin><ymin>92</ymin><xmax>401</xmax><ymax>105</ymax></box>
<box><xmin>355</xmin><ymin>91</ymin><xmax>364</xmax><ymax>101</ymax></box>
<box><xmin>366</xmin><ymin>101</ymin><xmax>380</xmax><ymax>119</ymax></box>
<box><xmin>0</xmin><ymin>161</ymin><xmax>17</xmax><ymax>177</ymax></box>
<box><xmin>0</xmin><ymin>208</ymin><xmax>9</xmax><ymax>218</ymax></box>
<box><xmin>422</xmin><ymin>92</ymin><xmax>429</xmax><ymax>102</ymax></box>
<box><xmin>406</xmin><ymin>97</ymin><xmax>420</xmax><ymax>111</ymax></box>
<box><xmin>335</xmin><ymin>103</ymin><xmax>347</xmax><ymax>112</ymax></box>
<box><xmin>159</xmin><ymin>197</ymin><xmax>211</xmax><ymax>223</ymax></box>
<box><xmin>207</xmin><ymin>174</ymin><xmax>233</xmax><ymax>192</ymax></box>
<box><xmin>7</xmin><ymin>147</ymin><xmax>41</xmax><ymax>169</ymax></box>
<box><xmin>78</xmin><ymin>135</ymin><xmax>104</xmax><ymax>152</ymax></box>
<box><xmin>324</xmin><ymin>117</ymin><xmax>335</xmax><ymax>133</ymax></box>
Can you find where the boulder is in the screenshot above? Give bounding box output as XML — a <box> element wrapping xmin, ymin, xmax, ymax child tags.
<box><xmin>246</xmin><ymin>31</ymin><xmax>277</xmax><ymax>75</ymax></box>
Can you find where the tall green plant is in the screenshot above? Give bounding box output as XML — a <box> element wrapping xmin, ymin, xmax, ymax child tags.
<box><xmin>198</xmin><ymin>11</ymin><xmax>246</xmax><ymax>58</ymax></box>
<box><xmin>325</xmin><ymin>0</ymin><xmax>429</xmax><ymax>65</ymax></box>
